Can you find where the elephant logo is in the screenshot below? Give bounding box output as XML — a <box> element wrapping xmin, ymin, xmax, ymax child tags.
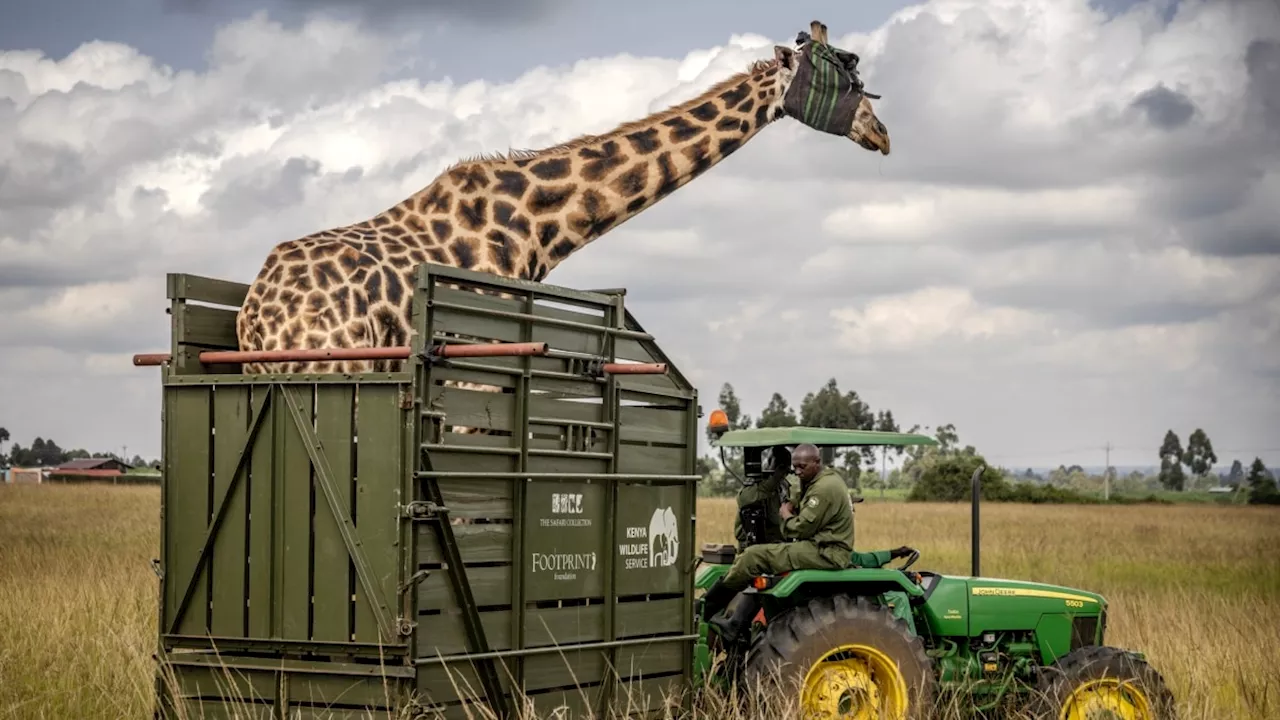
<box><xmin>648</xmin><ymin>507</ymin><xmax>679</xmax><ymax>568</ymax></box>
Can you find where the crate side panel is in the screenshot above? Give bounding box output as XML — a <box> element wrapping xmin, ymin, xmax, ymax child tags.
<box><xmin>170</xmin><ymin>273</ymin><xmax>251</xmax><ymax>308</ymax></box>
<box><xmin>246</xmin><ymin>388</ymin><xmax>275</xmax><ymax>638</ymax></box>
<box><xmin>279</xmin><ymin>386</ymin><xmax>314</xmax><ymax>641</ymax></box>
<box><xmin>617</xmin><ymin>404</ymin><xmax>688</xmax><ymax>446</ymax></box>
<box><xmin>418</xmin><ymin>523</ymin><xmax>512</xmax><ymax>565</ymax></box>
<box><xmin>417</xmin><ymin>565</ymin><xmax>512</xmax><ymax>610</ymax></box>
<box><xmin>312</xmin><ymin>384</ymin><xmax>355</xmax><ymax>643</ymax></box>
<box><xmin>616</xmin><ymin>444</ymin><xmax>687</xmax><ymax>476</ymax></box>
<box><xmin>164</xmin><ymin>385</ymin><xmax>213</xmax><ymax>636</ymax></box>
<box><xmin>417</xmin><ymin>609</ymin><xmax>513</xmax><ymax>654</ymax></box>
<box><xmin>523</xmin><ymin>480</ymin><xmax>607</xmax><ymax>603</ymax></box>
<box><xmin>428</xmin><ymin>384</ymin><xmax>517</xmax><ymax>433</ymax></box>
<box><xmin>435</xmin><ymin>478</ymin><xmax>513</xmax><ymax>520</ymax></box>
<box><xmin>615</xmin><ymin>598</ymin><xmax>686</xmax><ymax>638</ymax></box>
<box><xmin>178</xmin><ymin>304</ymin><xmax>239</xmax><ymax>349</ymax></box>
<box><xmin>614</xmin><ymin>484</ymin><xmax>690</xmax><ymax>597</ymax></box>
<box><xmin>210</xmin><ymin>385</ymin><xmax>251</xmax><ymax>637</ymax></box>
<box><xmin>170</xmin><ymin>664</ymin><xmax>278</xmax><ymax>704</ymax></box>
<box><xmin>285</xmin><ymin>673</ymin><xmax>405</xmax><ymax>710</ymax></box>
<box><xmin>521</xmin><ymin>648</ymin><xmax>606</xmax><ymax>693</ymax></box>
<box><xmin>353</xmin><ymin>383</ymin><xmax>406</xmax><ymax>644</ymax></box>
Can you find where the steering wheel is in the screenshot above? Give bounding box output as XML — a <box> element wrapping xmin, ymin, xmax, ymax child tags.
<box><xmin>896</xmin><ymin>547</ymin><xmax>920</xmax><ymax>571</ymax></box>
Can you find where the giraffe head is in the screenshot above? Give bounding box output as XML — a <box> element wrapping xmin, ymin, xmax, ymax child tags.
<box><xmin>773</xmin><ymin>20</ymin><xmax>890</xmax><ymax>155</ymax></box>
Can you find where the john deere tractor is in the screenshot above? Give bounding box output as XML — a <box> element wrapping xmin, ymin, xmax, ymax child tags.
<box><xmin>692</xmin><ymin>418</ymin><xmax>1175</xmax><ymax>719</ymax></box>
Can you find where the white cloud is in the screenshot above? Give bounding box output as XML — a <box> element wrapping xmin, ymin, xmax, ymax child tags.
<box><xmin>830</xmin><ymin>287</ymin><xmax>1042</xmax><ymax>353</ymax></box>
<box><xmin>0</xmin><ymin>0</ymin><xmax>1277</xmax><ymax>469</ymax></box>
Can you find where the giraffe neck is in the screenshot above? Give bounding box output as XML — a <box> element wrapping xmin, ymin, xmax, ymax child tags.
<box><xmin>387</xmin><ymin>58</ymin><xmax>788</xmax><ymax>281</ymax></box>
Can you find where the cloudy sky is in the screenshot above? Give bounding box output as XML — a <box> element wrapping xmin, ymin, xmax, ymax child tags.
<box><xmin>1</xmin><ymin>0</ymin><xmax>1277</xmax><ymax>470</ymax></box>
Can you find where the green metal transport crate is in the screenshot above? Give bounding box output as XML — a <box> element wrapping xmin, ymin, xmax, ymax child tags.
<box><xmin>149</xmin><ymin>264</ymin><xmax>701</xmax><ymax>719</ymax></box>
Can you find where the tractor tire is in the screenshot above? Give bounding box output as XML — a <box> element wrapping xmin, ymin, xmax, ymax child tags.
<box><xmin>1026</xmin><ymin>645</ymin><xmax>1177</xmax><ymax>720</ymax></box>
<box><xmin>743</xmin><ymin>594</ymin><xmax>936</xmax><ymax>719</ymax></box>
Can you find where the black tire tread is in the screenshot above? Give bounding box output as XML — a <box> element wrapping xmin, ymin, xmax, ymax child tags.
<box><xmin>1026</xmin><ymin>645</ymin><xmax>1177</xmax><ymax>720</ymax></box>
<box><xmin>743</xmin><ymin>594</ymin><xmax>936</xmax><ymax>718</ymax></box>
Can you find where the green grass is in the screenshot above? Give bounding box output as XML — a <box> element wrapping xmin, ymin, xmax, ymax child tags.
<box><xmin>2</xmin><ymin>484</ymin><xmax>1278</xmax><ymax>719</ymax></box>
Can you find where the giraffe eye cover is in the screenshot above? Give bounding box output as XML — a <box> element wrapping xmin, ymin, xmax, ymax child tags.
<box><xmin>782</xmin><ymin>39</ymin><xmax>878</xmax><ymax>136</ymax></box>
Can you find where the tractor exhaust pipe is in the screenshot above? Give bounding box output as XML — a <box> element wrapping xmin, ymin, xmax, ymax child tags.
<box><xmin>971</xmin><ymin>464</ymin><xmax>985</xmax><ymax>577</ymax></box>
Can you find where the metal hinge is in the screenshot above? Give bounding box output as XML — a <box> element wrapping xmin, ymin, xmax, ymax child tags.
<box><xmin>397</xmin><ymin>617</ymin><xmax>417</xmax><ymax>636</ymax></box>
<box><xmin>401</xmin><ymin>500</ymin><xmax>448</xmax><ymax>519</ymax></box>
<box><xmin>151</xmin><ymin>558</ymin><xmax>164</xmax><ymax>579</ymax></box>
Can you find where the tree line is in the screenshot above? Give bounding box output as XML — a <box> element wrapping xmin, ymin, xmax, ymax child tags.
<box><xmin>0</xmin><ymin>427</ymin><xmax>159</xmax><ymax>470</ymax></box>
<box><xmin>695</xmin><ymin>383</ymin><xmax>1280</xmax><ymax>505</ymax></box>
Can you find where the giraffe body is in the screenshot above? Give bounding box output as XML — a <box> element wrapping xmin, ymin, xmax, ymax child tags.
<box><xmin>237</xmin><ymin>31</ymin><xmax>889</xmax><ymax>375</ymax></box>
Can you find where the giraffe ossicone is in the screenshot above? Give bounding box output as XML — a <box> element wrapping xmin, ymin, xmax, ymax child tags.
<box><xmin>234</xmin><ymin>20</ymin><xmax>890</xmax><ymax>378</ymax></box>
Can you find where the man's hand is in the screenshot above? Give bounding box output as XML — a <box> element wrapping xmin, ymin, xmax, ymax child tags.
<box><xmin>780</xmin><ymin>502</ymin><xmax>794</xmax><ymax>520</ymax></box>
<box><xmin>890</xmin><ymin>546</ymin><xmax>914</xmax><ymax>559</ymax></box>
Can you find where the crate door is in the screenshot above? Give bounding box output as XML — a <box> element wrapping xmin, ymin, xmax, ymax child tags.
<box><xmin>161</xmin><ymin>382</ymin><xmax>408</xmax><ymax>651</ymax></box>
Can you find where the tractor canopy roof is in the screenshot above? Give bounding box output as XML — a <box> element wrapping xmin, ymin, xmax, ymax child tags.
<box><xmin>711</xmin><ymin>426</ymin><xmax>939</xmax><ymax>449</ymax></box>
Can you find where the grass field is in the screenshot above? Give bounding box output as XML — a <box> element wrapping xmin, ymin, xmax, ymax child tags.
<box><xmin>2</xmin><ymin>483</ymin><xmax>1278</xmax><ymax>719</ymax></box>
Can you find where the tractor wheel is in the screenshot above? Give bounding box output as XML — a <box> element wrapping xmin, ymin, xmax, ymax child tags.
<box><xmin>743</xmin><ymin>594</ymin><xmax>935</xmax><ymax>720</ymax></box>
<box><xmin>1026</xmin><ymin>645</ymin><xmax>1176</xmax><ymax>720</ymax></box>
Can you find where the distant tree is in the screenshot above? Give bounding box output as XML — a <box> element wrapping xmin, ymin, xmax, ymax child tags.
<box><xmin>1226</xmin><ymin>459</ymin><xmax>1245</xmax><ymax>488</ymax></box>
<box><xmin>798</xmin><ymin>378</ymin><xmax>879</xmax><ymax>488</ymax></box>
<box><xmin>1246</xmin><ymin>458</ymin><xmax>1280</xmax><ymax>505</ymax></box>
<box><xmin>1182</xmin><ymin>428</ymin><xmax>1218</xmax><ymax>479</ymax></box>
<box><xmin>907</xmin><ymin>450</ymin><xmax>1008</xmax><ymax>502</ymax></box>
<box><xmin>0</xmin><ymin>426</ymin><xmax>8</xmax><ymax>465</ymax></box>
<box><xmin>1158</xmin><ymin>430</ymin><xmax>1186</xmax><ymax>491</ymax></box>
<box><xmin>756</xmin><ymin>393</ymin><xmax>798</xmax><ymax>428</ymax></box>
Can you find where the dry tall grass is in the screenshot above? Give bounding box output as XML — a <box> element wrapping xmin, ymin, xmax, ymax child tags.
<box><xmin>2</xmin><ymin>485</ymin><xmax>1277</xmax><ymax>719</ymax></box>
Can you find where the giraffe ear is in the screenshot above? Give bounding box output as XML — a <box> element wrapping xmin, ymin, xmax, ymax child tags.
<box><xmin>774</xmin><ymin>45</ymin><xmax>796</xmax><ymax>70</ymax></box>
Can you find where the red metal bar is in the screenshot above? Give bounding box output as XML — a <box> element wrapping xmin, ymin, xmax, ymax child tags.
<box><xmin>131</xmin><ymin>342</ymin><xmax>549</xmax><ymax>367</ymax></box>
<box><xmin>132</xmin><ymin>353</ymin><xmax>172</xmax><ymax>367</ymax></box>
<box><xmin>602</xmin><ymin>363</ymin><xmax>668</xmax><ymax>375</ymax></box>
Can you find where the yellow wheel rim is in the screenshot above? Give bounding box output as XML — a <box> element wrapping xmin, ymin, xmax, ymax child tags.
<box><xmin>800</xmin><ymin>644</ymin><xmax>909</xmax><ymax>720</ymax></box>
<box><xmin>1060</xmin><ymin>678</ymin><xmax>1153</xmax><ymax>720</ymax></box>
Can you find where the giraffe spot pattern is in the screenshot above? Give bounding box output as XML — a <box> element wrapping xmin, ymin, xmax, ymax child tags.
<box><xmin>449</xmin><ymin>165</ymin><xmax>490</xmax><ymax>192</ymax></box>
<box><xmin>579</xmin><ymin>140</ymin><xmax>628</xmax><ymax>182</ymax></box>
<box><xmin>719</xmin><ymin>82</ymin><xmax>751</xmax><ymax>106</ymax></box>
<box><xmin>457</xmin><ymin>197</ymin><xmax>488</xmax><ymax>231</ymax></box>
<box><xmin>431</xmin><ymin>220</ymin><xmax>452</xmax><ymax>243</ymax></box>
<box><xmin>610</xmin><ymin>163</ymin><xmax>648</xmax><ymax>197</ymax></box>
<box><xmin>689</xmin><ymin>102</ymin><xmax>720</xmax><ymax>122</ymax></box>
<box><xmin>529</xmin><ymin>158</ymin><xmax>571</xmax><ymax>181</ymax></box>
<box><xmin>537</xmin><ymin>221</ymin><xmax>560</xmax><ymax>247</ymax></box>
<box><xmin>683</xmin><ymin>136</ymin><xmax>713</xmax><ymax>176</ymax></box>
<box><xmin>383</xmin><ymin>267</ymin><xmax>405</xmax><ymax>306</ymax></box>
<box><xmin>418</xmin><ymin>186</ymin><xmax>452</xmax><ymax>214</ymax></box>
<box><xmin>494</xmin><ymin>170</ymin><xmax>530</xmax><ymax>199</ymax></box>
<box><xmin>662</xmin><ymin>115</ymin><xmax>705</xmax><ymax>143</ymax></box>
<box><xmin>486</xmin><ymin>230</ymin><xmax>517</xmax><ymax>275</ymax></box>
<box><xmin>493</xmin><ymin>201</ymin><xmax>531</xmax><ymax>238</ymax></box>
<box><xmin>528</xmin><ymin>185</ymin><xmax>576</xmax><ymax>215</ymax></box>
<box><xmin>450</xmin><ymin>239</ymin><xmax>478</xmax><ymax>268</ymax></box>
<box><xmin>624</xmin><ymin>128</ymin><xmax>661</xmax><ymax>155</ymax></box>
<box><xmin>549</xmin><ymin>238</ymin><xmax>576</xmax><ymax>260</ymax></box>
<box><xmin>567</xmin><ymin>189</ymin><xmax>617</xmax><ymax>239</ymax></box>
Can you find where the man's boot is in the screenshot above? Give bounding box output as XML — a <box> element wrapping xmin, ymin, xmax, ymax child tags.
<box><xmin>700</xmin><ymin>578</ymin><xmax>737</xmax><ymax>623</ymax></box>
<box><xmin>709</xmin><ymin>592</ymin><xmax>760</xmax><ymax>643</ymax></box>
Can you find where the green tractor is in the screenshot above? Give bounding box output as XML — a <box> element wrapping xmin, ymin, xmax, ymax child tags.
<box><xmin>691</xmin><ymin>420</ymin><xmax>1175</xmax><ymax>719</ymax></box>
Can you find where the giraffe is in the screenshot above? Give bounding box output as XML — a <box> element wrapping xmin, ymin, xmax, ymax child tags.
<box><xmin>234</xmin><ymin>21</ymin><xmax>890</xmax><ymax>376</ymax></box>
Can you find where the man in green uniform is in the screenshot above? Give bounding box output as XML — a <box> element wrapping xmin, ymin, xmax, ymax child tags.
<box><xmin>733</xmin><ymin>445</ymin><xmax>793</xmax><ymax>548</ymax></box>
<box><xmin>702</xmin><ymin>443</ymin><xmax>855</xmax><ymax>640</ymax></box>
